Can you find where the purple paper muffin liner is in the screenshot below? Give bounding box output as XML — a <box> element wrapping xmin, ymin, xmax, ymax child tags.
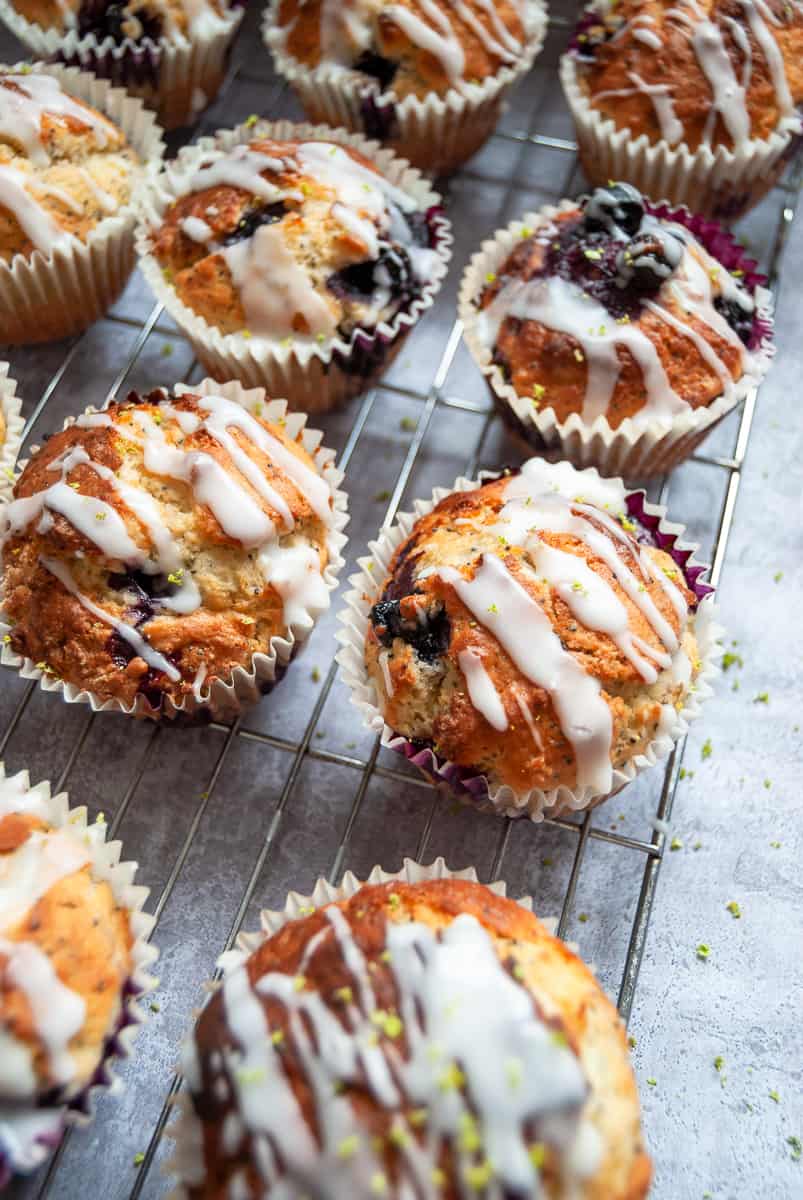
<box><xmin>337</xmin><ymin>465</ymin><xmax>721</xmax><ymax>821</ymax></box>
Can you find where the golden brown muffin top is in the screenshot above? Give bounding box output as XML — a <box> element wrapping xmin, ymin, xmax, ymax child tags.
<box><xmin>268</xmin><ymin>0</ymin><xmax>534</xmax><ymax>100</ymax></box>
<box><xmin>0</xmin><ymin>388</ymin><xmax>340</xmax><ymax>714</ymax></box>
<box><xmin>365</xmin><ymin>459</ymin><xmax>700</xmax><ymax>797</ymax></box>
<box><xmin>473</xmin><ymin>184</ymin><xmax>763</xmax><ymax>429</ymax></box>
<box><xmin>0</xmin><ymin>771</ymin><xmax>133</xmax><ymax>1102</ymax></box>
<box><xmin>572</xmin><ymin>0</ymin><xmax>803</xmax><ymax>152</ymax></box>
<box><xmin>149</xmin><ymin>135</ymin><xmax>442</xmax><ymax>342</ymax></box>
<box><xmin>10</xmin><ymin>0</ymin><xmax>235</xmax><ymax>41</ymax></box>
<box><xmin>0</xmin><ymin>69</ymin><xmax>138</xmax><ymax>265</ymax></box>
<box><xmin>184</xmin><ymin>878</ymin><xmax>651</xmax><ymax>1199</ymax></box>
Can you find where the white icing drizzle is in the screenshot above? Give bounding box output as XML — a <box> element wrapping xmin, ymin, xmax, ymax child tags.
<box><xmin>200</xmin><ymin>906</ymin><xmax>596</xmax><ymax>1195</ymax></box>
<box><xmin>0</xmin><ymin>164</ymin><xmax>68</xmax><ymax>256</ymax></box>
<box><xmin>174</xmin><ymin>146</ymin><xmax>300</xmax><ymax>203</ymax></box>
<box><xmin>0</xmin><ymin>939</ymin><xmax>86</xmax><ymax>1088</ymax></box>
<box><xmin>627</xmin><ymin>71</ymin><xmax>684</xmax><ymax>145</ymax></box>
<box><xmin>514</xmin><ymin>689</ymin><xmax>544</xmax><ymax>750</ymax></box>
<box><xmin>0</xmin><ymin>828</ymin><xmax>90</xmax><ymax>934</ymax></box>
<box><xmin>479</xmin><ymin>215</ymin><xmax>755</xmax><ymax>425</ymax></box>
<box><xmin>457</xmin><ymin>647</ymin><xmax>508</xmax><ymax>731</ymax></box>
<box><xmin>74</xmin><ymin>166</ymin><xmax>118</xmax><ymax>214</ymax></box>
<box><xmin>377</xmin><ymin>647</ymin><xmax>395</xmax><ymax>697</ymax></box>
<box><xmin>0</xmin><ymin>74</ymin><xmax>110</xmax><ymax>167</ymax></box>
<box><xmin>192</xmin><ymin>661</ymin><xmax>208</xmax><ymax>700</ymax></box>
<box><xmin>0</xmin><ymin>774</ymin><xmax>50</xmax><ymax>822</ymax></box>
<box><xmin>180</xmin><ymin>215</ymin><xmax>214</xmax><ymax>242</ymax></box>
<box><xmin>439</xmin><ymin>555</ymin><xmax>613</xmax><ymax>793</ymax></box>
<box><xmin>40</xmin><ymin>555</ymin><xmax>182</xmax><ymax>682</ymax></box>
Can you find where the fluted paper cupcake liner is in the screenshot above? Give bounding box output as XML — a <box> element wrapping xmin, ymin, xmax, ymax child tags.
<box><xmin>459</xmin><ymin>198</ymin><xmax>775</xmax><ymax>478</ymax></box>
<box><xmin>0</xmin><ymin>363</ymin><xmax>24</xmax><ymax>500</ymax></box>
<box><xmin>262</xmin><ymin>0</ymin><xmax>547</xmax><ymax>176</ymax></box>
<box><xmin>0</xmin><ymin>378</ymin><xmax>349</xmax><ymax>722</ymax></box>
<box><xmin>0</xmin><ymin>61</ymin><xmax>165</xmax><ymax>345</ymax></box>
<box><xmin>336</xmin><ymin>464</ymin><xmax>721</xmax><ymax>822</ymax></box>
<box><xmin>0</xmin><ymin>762</ymin><xmax>158</xmax><ymax>1182</ymax></box>
<box><xmin>560</xmin><ymin>50</ymin><xmax>802</xmax><ymax>222</ymax></box>
<box><xmin>165</xmin><ymin>855</ymin><xmax>559</xmax><ymax>1196</ymax></box>
<box><xmin>135</xmin><ymin>117</ymin><xmax>452</xmax><ymax>411</ymax></box>
<box><xmin>0</xmin><ymin>1</ymin><xmax>244</xmax><ymax>130</ymax></box>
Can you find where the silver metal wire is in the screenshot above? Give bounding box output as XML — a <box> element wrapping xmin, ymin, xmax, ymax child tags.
<box><xmin>2</xmin><ymin>43</ymin><xmax>800</xmax><ymax>1200</ymax></box>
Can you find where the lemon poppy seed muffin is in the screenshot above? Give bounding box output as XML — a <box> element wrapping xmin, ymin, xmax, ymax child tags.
<box><xmin>269</xmin><ymin>0</ymin><xmax>532</xmax><ymax>102</ymax></box>
<box><xmin>148</xmin><ymin>136</ymin><xmax>443</xmax><ymax>345</ymax></box>
<box><xmin>364</xmin><ymin>459</ymin><xmax>702</xmax><ymax>802</ymax></box>
<box><xmin>0</xmin><ymin>784</ymin><xmax>133</xmax><ymax>1105</ymax></box>
<box><xmin>0</xmin><ymin>69</ymin><xmax>139</xmax><ymax>265</ymax></box>
<box><xmin>179</xmin><ymin>878</ymin><xmax>652</xmax><ymax>1198</ymax></box>
<box><xmin>0</xmin><ymin>387</ymin><xmax>343</xmax><ymax>717</ymax></box>
<box><xmin>8</xmin><ymin>0</ymin><xmax>236</xmax><ymax>41</ymax></box>
<box><xmin>470</xmin><ymin>183</ymin><xmax>768</xmax><ymax>432</ymax></box>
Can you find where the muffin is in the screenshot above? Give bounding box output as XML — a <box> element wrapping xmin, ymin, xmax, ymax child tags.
<box><xmin>263</xmin><ymin>0</ymin><xmax>548</xmax><ymax>174</ymax></box>
<box><xmin>0</xmin><ymin>761</ymin><xmax>156</xmax><ymax>1180</ymax></box>
<box><xmin>0</xmin><ymin>63</ymin><xmax>164</xmax><ymax>345</ymax></box>
<box><xmin>0</xmin><ymin>1</ymin><xmax>244</xmax><ymax>130</ymax></box>
<box><xmin>0</xmin><ymin>363</ymin><xmax>24</xmax><ymax>498</ymax></box>
<box><xmin>459</xmin><ymin>183</ymin><xmax>774</xmax><ymax>477</ymax></box>
<box><xmin>137</xmin><ymin>119</ymin><xmax>451</xmax><ymax>411</ymax></box>
<box><xmin>561</xmin><ymin>0</ymin><xmax>803</xmax><ymax>220</ymax></box>
<box><xmin>0</xmin><ymin>380</ymin><xmax>348</xmax><ymax>720</ymax></box>
<box><xmin>175</xmin><ymin>874</ymin><xmax>651</xmax><ymax>1198</ymax></box>
<box><xmin>338</xmin><ymin>457</ymin><xmax>718</xmax><ymax>820</ymax></box>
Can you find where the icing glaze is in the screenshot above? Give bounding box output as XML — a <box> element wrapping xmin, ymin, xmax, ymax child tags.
<box><xmin>458</xmin><ymin>647</ymin><xmax>508</xmax><ymax>731</ymax></box>
<box><xmin>190</xmin><ymin>904</ymin><xmax>598</xmax><ymax>1195</ymax></box>
<box><xmin>0</xmin><ymin>74</ymin><xmax>110</xmax><ymax>167</ymax></box>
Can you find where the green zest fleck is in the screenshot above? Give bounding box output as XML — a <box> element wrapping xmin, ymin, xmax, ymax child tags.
<box><xmin>487</xmin><ymin>602</ymin><xmax>499</xmax><ymax>614</ymax></box>
<box><xmin>726</xmin><ymin>900</ymin><xmax>741</xmax><ymax>919</ymax></box>
<box><xmin>485</xmin><ymin>271</ymin><xmax>497</xmax><ymax>284</ymax></box>
<box><xmin>370</xmin><ymin>1172</ymin><xmax>388</xmax><ymax>1195</ymax></box>
<box><xmin>374</xmin><ymin>489</ymin><xmax>391</xmax><ymax>502</ymax></box>
<box><xmin>769</xmin><ymin>1089</ymin><xmax>780</xmax><ymax>1103</ymax></box>
<box><xmin>721</xmin><ymin>651</ymin><xmax>743</xmax><ymax>671</ymax></box>
<box><xmin>701</xmin><ymin>739</ymin><xmax>713</xmax><ymax>760</ymax></box>
<box><xmin>506</xmin><ymin>1057</ymin><xmax>524</xmax><ymax>1090</ymax></box>
<box><xmin>334</xmin><ymin>985</ymin><xmax>353</xmax><ymax>1004</ymax></box>
<box><xmin>438</xmin><ymin>1062</ymin><xmax>465</xmax><ymax>1092</ymax></box>
<box><xmin>770</xmin><ymin>840</ymin><xmax>782</xmax><ymax>849</ymax></box>
<box><xmin>519</xmin><ymin>225</ymin><xmax>532</xmax><ymax>238</ymax></box>
<box><xmin>292</xmin><ymin>974</ymin><xmax>306</xmax><ymax>992</ymax></box>
<box><xmin>271</xmin><ymin>1030</ymin><xmax>285</xmax><ymax>1045</ymax></box>
<box><xmin>458</xmin><ymin>1112</ymin><xmax>481</xmax><ymax>1152</ymax></box>
<box><xmin>764</xmin><ymin>779</ymin><xmax>772</xmax><ymax>789</ymax></box>
<box><xmin>628</xmin><ymin>1035</ymin><xmax>637</xmax><ymax>1049</ymax></box>
<box><xmin>409</xmin><ymin>1107</ymin><xmax>428</xmax><ymax>1127</ymax></box>
<box><xmin>464</xmin><ymin>1161</ymin><xmax>493</xmax><ymax>1189</ymax></box>
<box><xmin>512</xmin><ymin>962</ymin><xmax>525</xmax><ymax>981</ymax></box>
<box><xmin>714</xmin><ymin>1056</ymin><xmax>725</xmax><ymax>1073</ymax></box>
<box><xmin>310</xmin><ymin>666</ymin><xmax>321</xmax><ymax>682</ymax></box>
<box><xmin>670</xmin><ymin>837</ymin><xmax>683</xmax><ymax>851</ymax></box>
<box><xmin>431</xmin><ymin>1167</ymin><xmax>447</xmax><ymax>1187</ymax></box>
<box><xmin>532</xmin><ymin>383</ymin><xmax>546</xmax><ymax>400</ymax></box>
<box><xmin>646</xmin><ymin>1077</ymin><xmax>657</xmax><ymax>1087</ymax></box>
<box><xmin>167</xmin><ymin>569</ymin><xmax>184</xmax><ymax>585</ymax></box>
<box><xmin>133</xmin><ymin>1153</ymin><xmax>145</xmax><ymax>1167</ymax></box>
<box><xmin>528</xmin><ymin>1142</ymin><xmax>546</xmax><ymax>1168</ymax></box>
<box><xmin>337</xmin><ymin>1135</ymin><xmax>359</xmax><ymax>1160</ymax></box>
<box><xmin>787</xmin><ymin>1135</ymin><xmax>801</xmax><ymax>1161</ymax></box>
<box><xmin>754</xmin><ymin>692</ymin><xmax>769</xmax><ymax>704</ymax></box>
<box><xmin>388</xmin><ymin>892</ymin><xmax>401</xmax><ymax>911</ymax></box>
<box><xmin>149</xmin><ymin>1000</ymin><xmax>161</xmax><ymax>1013</ymax></box>
<box><xmin>696</xmin><ymin>943</ymin><xmax>711</xmax><ymax>960</ymax></box>
<box><xmin>388</xmin><ymin>1126</ymin><xmax>410</xmax><ymax>1149</ymax></box>
<box><xmin>400</xmin><ymin>416</ymin><xmax>416</xmax><ymax>432</ymax></box>
<box><xmin>583</xmin><ymin>248</ymin><xmax>603</xmax><ymax>261</ymax></box>
<box><xmin>578</xmin><ymin>912</ymin><xmax>589</xmax><ymax>923</ymax></box>
<box><xmin>773</xmin><ymin>571</ymin><xmax>783</xmax><ymax>583</ymax></box>
<box><xmin>236</xmin><ymin>1066</ymin><xmax>266</xmax><ymax>1085</ymax></box>
<box><xmin>244</xmin><ymin>114</ymin><xmax>258</xmax><ymax>128</ymax></box>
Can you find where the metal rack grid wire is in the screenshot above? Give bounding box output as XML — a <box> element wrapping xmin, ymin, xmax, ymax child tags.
<box><xmin>1</xmin><ymin>9</ymin><xmax>801</xmax><ymax>1198</ymax></box>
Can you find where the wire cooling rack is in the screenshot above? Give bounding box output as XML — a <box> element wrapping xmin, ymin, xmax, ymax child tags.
<box><xmin>1</xmin><ymin>3</ymin><xmax>801</xmax><ymax>1197</ymax></box>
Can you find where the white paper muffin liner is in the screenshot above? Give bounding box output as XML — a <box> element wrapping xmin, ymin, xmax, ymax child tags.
<box><xmin>0</xmin><ymin>363</ymin><xmax>24</xmax><ymax>500</ymax></box>
<box><xmin>0</xmin><ymin>377</ymin><xmax>349</xmax><ymax>722</ymax></box>
<box><xmin>560</xmin><ymin>51</ymin><xmax>802</xmax><ymax>222</ymax></box>
<box><xmin>165</xmin><ymin>855</ymin><xmax>562</xmax><ymax>1196</ymax></box>
<box><xmin>0</xmin><ymin>761</ymin><xmax>158</xmax><ymax>1181</ymax></box>
<box><xmin>335</xmin><ymin>464</ymin><xmax>722</xmax><ymax>822</ymax></box>
<box><xmin>459</xmin><ymin>198</ymin><xmax>775</xmax><ymax>478</ymax></box>
<box><xmin>0</xmin><ymin>61</ymin><xmax>166</xmax><ymax>346</ymax></box>
<box><xmin>262</xmin><ymin>0</ymin><xmax>547</xmax><ymax>176</ymax></box>
<box><xmin>0</xmin><ymin>1</ymin><xmax>244</xmax><ymax>130</ymax></box>
<box><xmin>134</xmin><ymin>117</ymin><xmax>453</xmax><ymax>412</ymax></box>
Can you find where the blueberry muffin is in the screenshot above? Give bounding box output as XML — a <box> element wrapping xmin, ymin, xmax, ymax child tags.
<box><xmin>363</xmin><ymin>458</ymin><xmax>704</xmax><ymax>803</ymax></box>
<box><xmin>0</xmin><ymin>386</ymin><xmax>344</xmax><ymax>717</ymax></box>
<box><xmin>264</xmin><ymin>0</ymin><xmax>547</xmax><ymax>172</ymax></box>
<box><xmin>562</xmin><ymin>0</ymin><xmax>803</xmax><ymax>218</ymax></box>
<box><xmin>469</xmin><ymin>183</ymin><xmax>766</xmax><ymax>432</ymax></box>
<box><xmin>8</xmin><ymin>0</ymin><xmax>236</xmax><ymax>40</ymax></box>
<box><xmin>270</xmin><ymin>0</ymin><xmax>531</xmax><ymax>101</ymax></box>
<box><xmin>0</xmin><ymin>69</ymin><xmax>139</xmax><ymax>266</ymax></box>
<box><xmin>0</xmin><ymin>3</ymin><xmax>245</xmax><ymax>130</ymax></box>
<box><xmin>179</xmin><ymin>878</ymin><xmax>652</xmax><ymax>1198</ymax></box>
<box><xmin>147</xmin><ymin>136</ymin><xmax>444</xmax><ymax>344</ymax></box>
